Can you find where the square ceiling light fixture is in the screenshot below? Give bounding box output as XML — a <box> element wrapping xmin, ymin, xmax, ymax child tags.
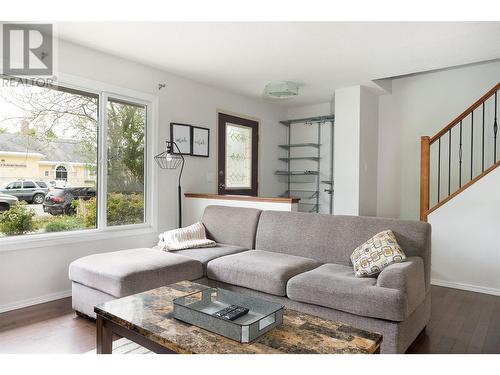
<box><xmin>264</xmin><ymin>81</ymin><xmax>299</xmax><ymax>99</ymax></box>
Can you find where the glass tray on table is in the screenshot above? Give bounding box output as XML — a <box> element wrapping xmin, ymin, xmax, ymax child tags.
<box><xmin>172</xmin><ymin>286</ymin><xmax>284</xmax><ymax>343</ymax></box>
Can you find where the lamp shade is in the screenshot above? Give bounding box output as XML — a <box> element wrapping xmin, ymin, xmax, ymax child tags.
<box><xmin>154</xmin><ymin>141</ymin><xmax>184</xmax><ymax>169</ymax></box>
<box><xmin>154</xmin><ymin>151</ymin><xmax>183</xmax><ymax>169</ymax></box>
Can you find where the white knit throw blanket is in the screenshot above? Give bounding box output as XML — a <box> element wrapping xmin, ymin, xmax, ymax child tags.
<box><xmin>155</xmin><ymin>222</ymin><xmax>216</xmax><ymax>251</ymax></box>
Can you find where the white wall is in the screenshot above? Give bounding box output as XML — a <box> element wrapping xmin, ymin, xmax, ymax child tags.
<box><xmin>334</xmin><ymin>86</ymin><xmax>361</xmax><ymax>215</ymax></box>
<box><xmin>0</xmin><ymin>40</ymin><xmax>287</xmax><ymax>312</ymax></box>
<box><xmin>428</xmin><ymin>166</ymin><xmax>500</xmax><ymax>296</ymax></box>
<box><xmin>0</xmin><ymin>233</ymin><xmax>155</xmax><ymax>313</ymax></box>
<box><xmin>285</xmin><ymin>102</ymin><xmax>334</xmax><ymax>214</ymax></box>
<box><xmin>378</xmin><ymin>59</ymin><xmax>500</xmax><ymax>219</ymax></box>
<box><xmin>359</xmin><ymin>87</ymin><xmax>379</xmax><ymax>216</ymax></box>
<box><xmin>287</xmin><ymin>102</ymin><xmax>333</xmax><ymax>119</ymax></box>
<box><xmin>333</xmin><ymin>86</ymin><xmax>379</xmax><ymax>216</ymax></box>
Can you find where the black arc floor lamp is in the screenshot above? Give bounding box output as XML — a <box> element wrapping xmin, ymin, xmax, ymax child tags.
<box><xmin>154</xmin><ymin>141</ymin><xmax>185</xmax><ymax>228</ymax></box>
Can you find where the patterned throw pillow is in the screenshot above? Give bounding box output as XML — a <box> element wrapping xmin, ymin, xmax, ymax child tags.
<box><xmin>350</xmin><ymin>230</ymin><xmax>406</xmax><ymax>277</ymax></box>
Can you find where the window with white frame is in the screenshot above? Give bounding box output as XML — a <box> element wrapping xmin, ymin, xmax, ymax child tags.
<box><xmin>105</xmin><ymin>97</ymin><xmax>147</xmax><ymax>227</ymax></box>
<box><xmin>0</xmin><ymin>78</ymin><xmax>149</xmax><ymax>237</ymax></box>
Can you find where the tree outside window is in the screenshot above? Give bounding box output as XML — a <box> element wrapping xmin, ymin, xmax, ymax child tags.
<box><xmin>0</xmin><ymin>79</ymin><xmax>147</xmax><ymax>237</ymax></box>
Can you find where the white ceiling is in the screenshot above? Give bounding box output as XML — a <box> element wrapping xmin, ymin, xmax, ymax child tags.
<box><xmin>56</xmin><ymin>22</ymin><xmax>500</xmax><ymax>106</ymax></box>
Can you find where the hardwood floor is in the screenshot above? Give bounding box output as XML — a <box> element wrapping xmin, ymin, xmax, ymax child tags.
<box><xmin>407</xmin><ymin>285</ymin><xmax>500</xmax><ymax>353</ymax></box>
<box><xmin>0</xmin><ymin>285</ymin><xmax>499</xmax><ymax>354</ymax></box>
<box><xmin>0</xmin><ymin>298</ymin><xmax>97</xmax><ymax>354</ymax></box>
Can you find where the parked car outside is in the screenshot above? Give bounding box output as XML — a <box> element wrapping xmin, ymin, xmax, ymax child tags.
<box><xmin>0</xmin><ymin>180</ymin><xmax>49</xmax><ymax>204</ymax></box>
<box><xmin>48</xmin><ymin>180</ymin><xmax>69</xmax><ymax>190</ymax></box>
<box><xmin>43</xmin><ymin>187</ymin><xmax>96</xmax><ymax>215</ymax></box>
<box><xmin>0</xmin><ymin>193</ymin><xmax>18</xmax><ymax>212</ymax></box>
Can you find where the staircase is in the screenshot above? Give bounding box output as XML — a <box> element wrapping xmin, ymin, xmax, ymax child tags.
<box><xmin>420</xmin><ymin>82</ymin><xmax>500</xmax><ymax>221</ymax></box>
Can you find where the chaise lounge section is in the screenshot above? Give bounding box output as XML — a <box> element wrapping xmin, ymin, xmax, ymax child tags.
<box><xmin>69</xmin><ymin>249</ymin><xmax>203</xmax><ymax>317</ymax></box>
<box><xmin>69</xmin><ymin>206</ymin><xmax>260</xmax><ymax>317</ymax></box>
<box><xmin>69</xmin><ymin>205</ymin><xmax>431</xmax><ymax>353</ymax></box>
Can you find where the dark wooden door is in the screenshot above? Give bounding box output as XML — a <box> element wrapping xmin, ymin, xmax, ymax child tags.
<box><xmin>218</xmin><ymin>112</ymin><xmax>259</xmax><ymax>196</ymax></box>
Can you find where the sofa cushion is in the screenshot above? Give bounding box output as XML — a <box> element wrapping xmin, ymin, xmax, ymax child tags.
<box><xmin>69</xmin><ymin>248</ymin><xmax>203</xmax><ymax>297</ymax></box>
<box><xmin>202</xmin><ymin>205</ymin><xmax>262</xmax><ymax>249</ymax></box>
<box><xmin>207</xmin><ymin>250</ymin><xmax>321</xmax><ymax>296</ymax></box>
<box><xmin>255</xmin><ymin>211</ymin><xmax>432</xmax><ymax>290</ymax></box>
<box><xmin>173</xmin><ymin>244</ymin><xmax>249</xmax><ymax>274</ymax></box>
<box><xmin>351</xmin><ymin>230</ymin><xmax>407</xmax><ymax>277</ymax></box>
<box><xmin>287</xmin><ymin>263</ymin><xmax>408</xmax><ymax>321</ymax></box>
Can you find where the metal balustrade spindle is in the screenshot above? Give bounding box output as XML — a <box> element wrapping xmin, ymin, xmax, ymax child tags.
<box><xmin>448</xmin><ymin>129</ymin><xmax>451</xmax><ymax>196</ymax></box>
<box><xmin>471</xmin><ymin>111</ymin><xmax>474</xmax><ymax>180</ymax></box>
<box><xmin>482</xmin><ymin>102</ymin><xmax>485</xmax><ymax>172</ymax></box>
<box><xmin>495</xmin><ymin>91</ymin><xmax>498</xmax><ymax>163</ymax></box>
<box><xmin>437</xmin><ymin>137</ymin><xmax>441</xmax><ymax>203</ymax></box>
<box><xmin>459</xmin><ymin>120</ymin><xmax>462</xmax><ymax>188</ymax></box>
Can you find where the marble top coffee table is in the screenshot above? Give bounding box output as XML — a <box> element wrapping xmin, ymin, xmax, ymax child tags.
<box><xmin>94</xmin><ymin>281</ymin><xmax>382</xmax><ymax>354</ymax></box>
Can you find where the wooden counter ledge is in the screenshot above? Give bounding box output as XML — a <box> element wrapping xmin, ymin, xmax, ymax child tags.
<box><xmin>184</xmin><ymin>193</ymin><xmax>300</xmax><ymax>204</ymax></box>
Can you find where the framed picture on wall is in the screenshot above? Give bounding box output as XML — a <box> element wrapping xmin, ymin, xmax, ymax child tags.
<box><xmin>170</xmin><ymin>123</ymin><xmax>192</xmax><ymax>155</ymax></box>
<box><xmin>191</xmin><ymin>126</ymin><xmax>210</xmax><ymax>157</ymax></box>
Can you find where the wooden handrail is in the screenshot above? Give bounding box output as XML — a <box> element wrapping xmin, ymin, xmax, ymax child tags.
<box><xmin>430</xmin><ymin>83</ymin><xmax>500</xmax><ymax>144</ymax></box>
<box><xmin>420</xmin><ymin>82</ymin><xmax>500</xmax><ymax>221</ymax></box>
<box><xmin>420</xmin><ymin>136</ymin><xmax>430</xmax><ymax>221</ymax></box>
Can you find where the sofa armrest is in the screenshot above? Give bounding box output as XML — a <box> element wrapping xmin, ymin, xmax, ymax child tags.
<box><xmin>377</xmin><ymin>256</ymin><xmax>426</xmax><ymax>315</ymax></box>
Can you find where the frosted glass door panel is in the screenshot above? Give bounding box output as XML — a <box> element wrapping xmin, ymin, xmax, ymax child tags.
<box><xmin>225</xmin><ymin>123</ymin><xmax>253</xmax><ymax>189</ymax></box>
<box><xmin>218</xmin><ymin>112</ymin><xmax>258</xmax><ymax>196</ymax></box>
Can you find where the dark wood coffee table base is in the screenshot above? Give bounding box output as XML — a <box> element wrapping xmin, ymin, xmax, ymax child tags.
<box><xmin>95</xmin><ymin>281</ymin><xmax>382</xmax><ymax>354</ymax></box>
<box><xmin>96</xmin><ymin>315</ymin><xmax>175</xmax><ymax>354</ymax></box>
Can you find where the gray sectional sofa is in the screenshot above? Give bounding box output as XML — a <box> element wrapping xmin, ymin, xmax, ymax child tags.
<box><xmin>69</xmin><ymin>205</ymin><xmax>431</xmax><ymax>353</ymax></box>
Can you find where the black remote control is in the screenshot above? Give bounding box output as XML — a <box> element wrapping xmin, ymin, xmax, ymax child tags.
<box><xmin>213</xmin><ymin>305</ymin><xmax>249</xmax><ymax>320</ymax></box>
<box><xmin>213</xmin><ymin>305</ymin><xmax>239</xmax><ymax>318</ymax></box>
<box><xmin>222</xmin><ymin>306</ymin><xmax>249</xmax><ymax>321</ymax></box>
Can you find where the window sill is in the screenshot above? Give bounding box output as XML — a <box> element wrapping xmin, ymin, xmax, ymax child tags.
<box><xmin>0</xmin><ymin>225</ymin><xmax>158</xmax><ymax>253</ymax></box>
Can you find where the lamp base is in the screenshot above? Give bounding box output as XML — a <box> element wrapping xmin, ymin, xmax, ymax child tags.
<box><xmin>178</xmin><ymin>185</ymin><xmax>182</xmax><ymax>228</ymax></box>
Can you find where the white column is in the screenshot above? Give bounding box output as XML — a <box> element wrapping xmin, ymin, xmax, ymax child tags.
<box><xmin>333</xmin><ymin>86</ymin><xmax>378</xmax><ymax>216</ymax></box>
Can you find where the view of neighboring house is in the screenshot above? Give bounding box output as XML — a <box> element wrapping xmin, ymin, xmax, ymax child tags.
<box><xmin>0</xmin><ymin>130</ymin><xmax>96</xmax><ymax>187</ymax></box>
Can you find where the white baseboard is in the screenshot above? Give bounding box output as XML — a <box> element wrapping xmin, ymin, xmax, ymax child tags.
<box><xmin>0</xmin><ymin>290</ymin><xmax>72</xmax><ymax>314</ymax></box>
<box><xmin>431</xmin><ymin>278</ymin><xmax>500</xmax><ymax>296</ymax></box>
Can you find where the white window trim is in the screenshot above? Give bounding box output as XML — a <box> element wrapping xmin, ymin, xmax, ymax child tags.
<box><xmin>0</xmin><ymin>73</ymin><xmax>159</xmax><ymax>252</ymax></box>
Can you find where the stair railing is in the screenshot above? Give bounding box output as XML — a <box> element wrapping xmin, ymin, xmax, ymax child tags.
<box><xmin>420</xmin><ymin>83</ymin><xmax>500</xmax><ymax>221</ymax></box>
